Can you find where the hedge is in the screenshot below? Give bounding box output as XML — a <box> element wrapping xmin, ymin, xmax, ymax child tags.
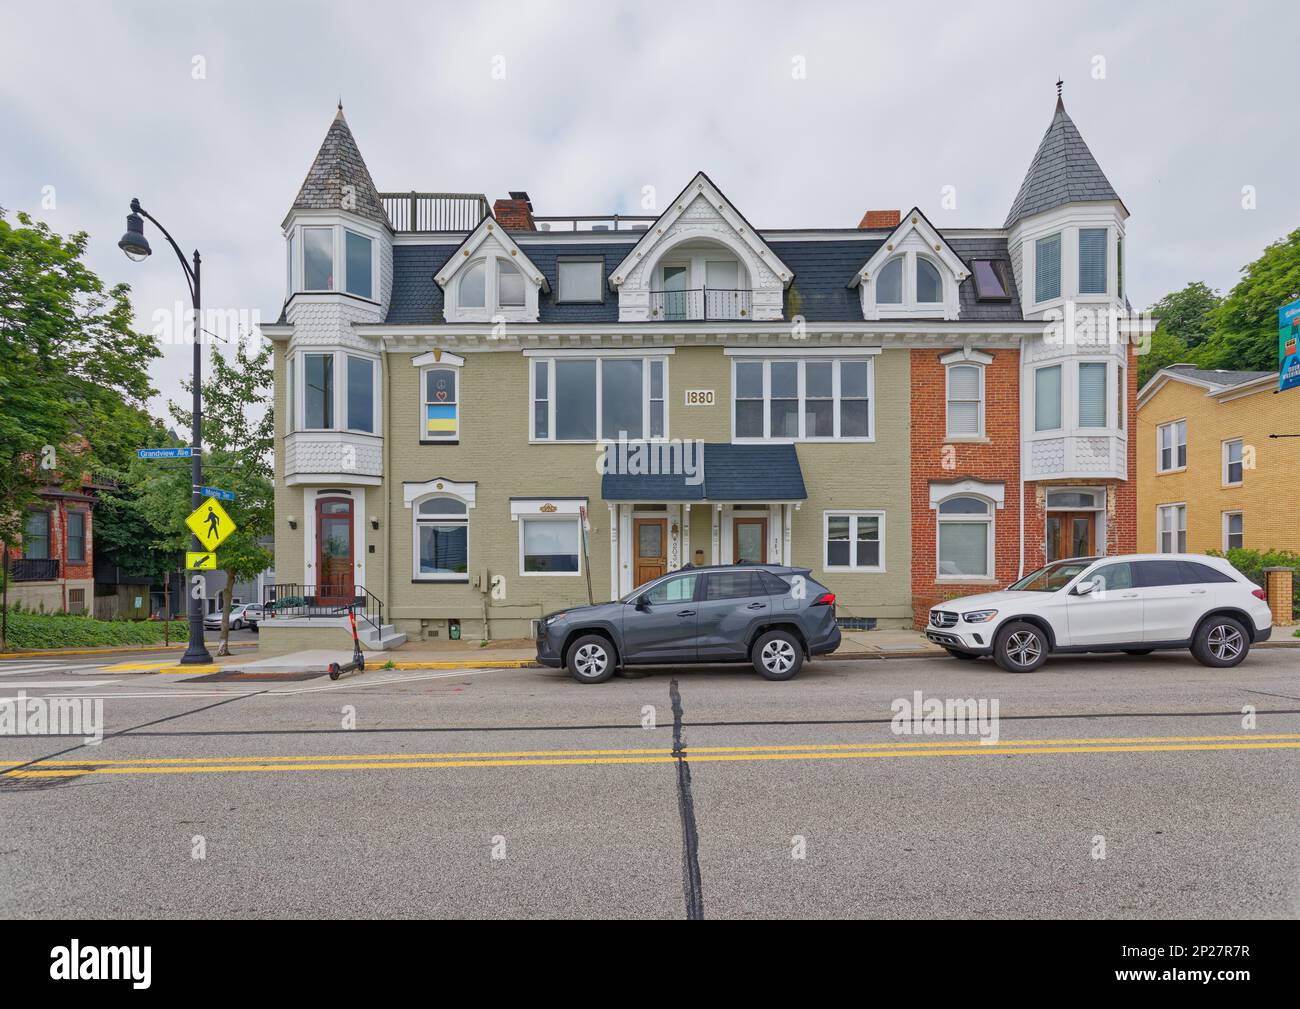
<box><xmin>0</xmin><ymin>611</ymin><xmax>190</xmax><ymax>651</ymax></box>
<box><xmin>1208</xmin><ymin>548</ymin><xmax>1300</xmax><ymax>621</ymax></box>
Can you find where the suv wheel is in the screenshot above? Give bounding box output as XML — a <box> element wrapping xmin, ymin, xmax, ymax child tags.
<box><xmin>1192</xmin><ymin>616</ymin><xmax>1250</xmax><ymax>668</ymax></box>
<box><xmin>566</xmin><ymin>634</ymin><xmax>615</xmax><ymax>684</ymax></box>
<box><xmin>994</xmin><ymin>621</ymin><xmax>1048</xmax><ymax>673</ymax></box>
<box><xmin>752</xmin><ymin>630</ymin><xmax>804</xmax><ymax>681</ymax></box>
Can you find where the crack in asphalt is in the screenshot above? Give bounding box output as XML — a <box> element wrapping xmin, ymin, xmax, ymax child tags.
<box><xmin>0</xmin><ymin>691</ymin><xmax>265</xmax><ymax>782</ymax></box>
<box><xmin>670</xmin><ymin>679</ymin><xmax>704</xmax><ymax>921</ymax></box>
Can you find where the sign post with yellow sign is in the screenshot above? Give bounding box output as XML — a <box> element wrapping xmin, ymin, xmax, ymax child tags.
<box><xmin>186</xmin><ymin>496</ymin><xmax>236</xmax><ymax>552</ymax></box>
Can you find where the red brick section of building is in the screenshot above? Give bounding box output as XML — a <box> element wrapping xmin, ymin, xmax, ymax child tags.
<box><xmin>493</xmin><ymin>193</ymin><xmax>535</xmax><ymax>230</ymax></box>
<box><xmin>858</xmin><ymin>209</ymin><xmax>901</xmax><ymax>229</ymax></box>
<box><xmin>908</xmin><ymin>346</ymin><xmax>1139</xmax><ymax>627</ymax></box>
<box><xmin>1</xmin><ymin>489</ymin><xmax>95</xmax><ymax>613</ymax></box>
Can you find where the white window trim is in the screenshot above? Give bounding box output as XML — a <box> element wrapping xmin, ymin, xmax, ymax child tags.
<box><xmin>295</xmin><ymin>349</ymin><xmax>381</xmax><ymax>435</ymax></box>
<box><xmin>1222</xmin><ymin>510</ymin><xmax>1244</xmax><ymax>552</ymax></box>
<box><xmin>1034</xmin><ymin>232</ymin><xmax>1063</xmax><ymax>305</ymax></box>
<box><xmin>822</xmin><ymin>510</ymin><xmax>886</xmax><ymax>573</ymax></box>
<box><xmin>291</xmin><ymin>222</ymin><xmax>381</xmax><ymax>301</ymax></box>
<box><xmin>1076</xmin><ymin>359</ymin><xmax>1111</xmax><ymax>430</ymax></box>
<box><xmin>416</xmin><ymin>352</ymin><xmax>465</xmax><ymax>443</ymax></box>
<box><xmin>528</xmin><ymin>355</ymin><xmax>671</xmax><ymax>443</ymax></box>
<box><xmin>556</xmin><ymin>257</ymin><xmax>606</xmax><ymax>304</ymax></box>
<box><xmin>1031</xmin><ymin>362</ymin><xmax>1064</xmax><ymax>434</ymax></box>
<box><xmin>934</xmin><ymin>493</ymin><xmax>997</xmax><ymax>582</ymax></box>
<box><xmin>1157</xmin><ymin>418</ymin><xmax>1188</xmax><ymax>474</ymax></box>
<box><xmin>342</xmin><ymin>228</ymin><xmax>377</xmax><ymax>301</ymax></box>
<box><xmin>944</xmin><ymin>361</ymin><xmax>986</xmax><ymax>440</ymax></box>
<box><xmin>1077</xmin><ymin>227</ymin><xmax>1109</xmax><ymax>296</ymax></box>
<box><xmin>410</xmin><ymin>492</ymin><xmax>471</xmax><ymax>582</ymax></box>
<box><xmin>730</xmin><ymin>357</ymin><xmax>875</xmax><ymax>443</ymax></box>
<box><xmin>1156</xmin><ymin>503</ymin><xmax>1187</xmax><ymax>554</ymax></box>
<box><xmin>1221</xmin><ymin>438</ymin><xmax>1244</xmax><ymax>487</ymax></box>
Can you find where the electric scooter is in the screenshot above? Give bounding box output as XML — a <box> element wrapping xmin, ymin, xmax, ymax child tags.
<box><xmin>327</xmin><ymin>607</ymin><xmax>366</xmax><ymax>680</ymax></box>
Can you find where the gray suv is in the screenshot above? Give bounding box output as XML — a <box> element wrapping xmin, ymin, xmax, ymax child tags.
<box><xmin>536</xmin><ymin>564</ymin><xmax>842</xmax><ymax>684</ymax></box>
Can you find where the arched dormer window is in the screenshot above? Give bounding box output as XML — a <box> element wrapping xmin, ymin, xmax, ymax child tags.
<box><xmin>434</xmin><ymin>220</ymin><xmax>548</xmax><ymax>323</ymax></box>
<box><xmin>916</xmin><ymin>257</ymin><xmax>943</xmax><ymax>304</ymax></box>
<box><xmin>877</xmin><ymin>257</ymin><xmax>903</xmax><ymax>304</ymax></box>
<box><xmin>852</xmin><ymin>209</ymin><xmax>967</xmax><ymax>321</ymax></box>
<box><xmin>460</xmin><ymin>261</ymin><xmax>486</xmax><ymax>308</ymax></box>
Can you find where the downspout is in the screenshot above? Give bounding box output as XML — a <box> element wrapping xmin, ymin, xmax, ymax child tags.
<box><xmin>382</xmin><ymin>347</ymin><xmax>392</xmax><ymax>626</ymax></box>
<box><xmin>1018</xmin><ymin>339</ymin><xmax>1026</xmax><ymax>580</ymax></box>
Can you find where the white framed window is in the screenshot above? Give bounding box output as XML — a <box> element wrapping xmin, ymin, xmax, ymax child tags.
<box><xmin>876</xmin><ymin>257</ymin><xmax>903</xmax><ymax>304</ymax></box>
<box><xmin>557</xmin><ymin>259</ymin><xmax>604</xmax><ymax>303</ymax></box>
<box><xmin>916</xmin><ymin>257</ymin><xmax>943</xmax><ymax>304</ymax></box>
<box><xmin>1157</xmin><ymin>419</ymin><xmax>1187</xmax><ymax>473</ymax></box>
<box><xmin>296</xmin><ymin>350</ymin><xmax>378</xmax><ymax>434</ymax></box>
<box><xmin>1078</xmin><ymin>228</ymin><xmax>1108</xmax><ymax>295</ymax></box>
<box><xmin>1035</xmin><ymin>233</ymin><xmax>1062</xmax><ymax>303</ymax></box>
<box><xmin>422</xmin><ymin>364</ymin><xmax>460</xmax><ymax>442</ymax></box>
<box><xmin>412</xmin><ymin>495</ymin><xmax>469</xmax><ymax>581</ymax></box>
<box><xmin>1077</xmin><ymin>361</ymin><xmax>1108</xmax><ymax>428</ymax></box>
<box><xmin>1033</xmin><ymin>364</ymin><xmax>1063</xmax><ymax>432</ymax></box>
<box><xmin>945</xmin><ymin>363</ymin><xmax>984</xmax><ymax>438</ymax></box>
<box><xmin>1157</xmin><ymin>503</ymin><xmax>1186</xmax><ymax>554</ymax></box>
<box><xmin>528</xmin><ymin>355</ymin><xmax>669</xmax><ymax>442</ymax></box>
<box><xmin>459</xmin><ymin>261</ymin><xmax>486</xmax><ymax>308</ymax></box>
<box><xmin>497</xmin><ymin>259</ymin><xmax>525</xmax><ymax>307</ymax></box>
<box><xmin>286</xmin><ymin>232</ymin><xmax>294</xmax><ymax>301</ymax></box>
<box><xmin>344</xmin><ymin>230</ymin><xmax>373</xmax><ymax>299</ymax></box>
<box><xmin>1222</xmin><ymin>438</ymin><xmax>1243</xmax><ymax>486</ymax></box>
<box><xmin>731</xmin><ymin>357</ymin><xmax>873</xmax><ymax>442</ymax></box>
<box><xmin>936</xmin><ymin>495</ymin><xmax>994</xmax><ymax>579</ymax></box>
<box><xmin>303</xmin><ymin>227</ymin><xmax>334</xmax><ymax>291</ymax></box>
<box><xmin>823</xmin><ymin>511</ymin><xmax>885</xmax><ymax>572</ymax></box>
<box><xmin>1222</xmin><ymin>511</ymin><xmax>1243</xmax><ymax>551</ymax></box>
<box><xmin>520</xmin><ymin>517</ymin><xmax>581</xmax><ymax>576</ymax></box>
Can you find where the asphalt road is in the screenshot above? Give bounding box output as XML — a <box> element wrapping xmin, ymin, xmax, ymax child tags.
<box><xmin>1</xmin><ymin>649</ymin><xmax>1298</xmax><ymax>919</ymax></box>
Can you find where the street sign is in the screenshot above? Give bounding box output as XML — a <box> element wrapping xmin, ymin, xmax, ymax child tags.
<box><xmin>137</xmin><ymin>447</ymin><xmax>193</xmax><ymax>459</ymax></box>
<box><xmin>186</xmin><ymin>551</ymin><xmax>218</xmax><ymax>570</ymax></box>
<box><xmin>186</xmin><ymin>496</ymin><xmax>236</xmax><ymax>551</ymax></box>
<box><xmin>201</xmin><ymin>486</ymin><xmax>236</xmax><ymax>502</ymax></box>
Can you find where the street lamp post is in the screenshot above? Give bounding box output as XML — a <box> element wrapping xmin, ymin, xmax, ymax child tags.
<box><xmin>119</xmin><ymin>198</ymin><xmax>212</xmax><ymax>664</ymax></box>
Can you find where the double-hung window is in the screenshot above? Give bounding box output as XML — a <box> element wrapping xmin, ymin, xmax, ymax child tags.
<box><xmin>529</xmin><ymin>356</ymin><xmax>667</xmax><ymax>441</ymax></box>
<box><xmin>732</xmin><ymin>357</ymin><xmax>872</xmax><ymax>441</ymax></box>
<box><xmin>1158</xmin><ymin>504</ymin><xmax>1187</xmax><ymax>553</ymax></box>
<box><xmin>1157</xmin><ymin>420</ymin><xmax>1187</xmax><ymax>472</ymax></box>
<box><xmin>824</xmin><ymin>512</ymin><xmax>884</xmax><ymax>572</ymax></box>
<box><xmin>1077</xmin><ymin>361</ymin><xmax>1108</xmax><ymax>428</ymax></box>
<box><xmin>24</xmin><ymin>511</ymin><xmax>50</xmax><ymax>559</ymax></box>
<box><xmin>1223</xmin><ymin>511</ymin><xmax>1243</xmax><ymax>551</ymax></box>
<box><xmin>936</xmin><ymin>496</ymin><xmax>994</xmax><ymax>579</ymax></box>
<box><xmin>1034</xmin><ymin>365</ymin><xmax>1062</xmax><ymax>432</ymax></box>
<box><xmin>66</xmin><ymin>511</ymin><xmax>86</xmax><ymax>563</ymax></box>
<box><xmin>423</xmin><ymin>366</ymin><xmax>459</xmax><ymax>441</ymax></box>
<box><xmin>1078</xmin><ymin>228</ymin><xmax>1108</xmax><ymax>295</ymax></box>
<box><xmin>1222</xmin><ymin>438</ymin><xmax>1244</xmax><ymax>485</ymax></box>
<box><xmin>1035</xmin><ymin>233</ymin><xmax>1062</xmax><ymax>302</ymax></box>
<box><xmin>946</xmin><ymin>364</ymin><xmax>983</xmax><ymax>437</ymax></box>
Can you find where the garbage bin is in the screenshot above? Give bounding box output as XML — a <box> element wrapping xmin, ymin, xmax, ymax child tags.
<box><xmin>449</xmin><ymin>619</ymin><xmax>461</xmax><ymax>641</ymax></box>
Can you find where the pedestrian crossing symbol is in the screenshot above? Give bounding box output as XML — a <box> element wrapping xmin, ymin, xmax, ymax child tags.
<box><xmin>186</xmin><ymin>497</ymin><xmax>236</xmax><ymax>551</ymax></box>
<box><xmin>186</xmin><ymin>551</ymin><xmax>218</xmax><ymax>570</ymax></box>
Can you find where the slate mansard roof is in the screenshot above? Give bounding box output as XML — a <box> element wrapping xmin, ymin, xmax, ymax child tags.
<box><xmin>386</xmin><ymin>234</ymin><xmax>1024</xmax><ymax>325</ymax></box>
<box><xmin>1004</xmin><ymin>99</ymin><xmax>1125</xmax><ymax>229</ymax></box>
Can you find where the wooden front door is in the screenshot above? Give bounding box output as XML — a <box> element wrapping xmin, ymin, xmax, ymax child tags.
<box><xmin>1046</xmin><ymin>511</ymin><xmax>1095</xmax><ymax>562</ymax></box>
<box><xmin>633</xmin><ymin>518</ymin><xmax>667</xmax><ymax>587</ymax></box>
<box><xmin>733</xmin><ymin>516</ymin><xmax>768</xmax><ymax>563</ymax></box>
<box><xmin>316</xmin><ymin>497</ymin><xmax>355</xmax><ymax>604</ymax></box>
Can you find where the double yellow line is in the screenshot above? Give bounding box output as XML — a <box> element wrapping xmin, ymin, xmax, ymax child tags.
<box><xmin>4</xmin><ymin>733</ymin><xmax>1300</xmax><ymax>779</ymax></box>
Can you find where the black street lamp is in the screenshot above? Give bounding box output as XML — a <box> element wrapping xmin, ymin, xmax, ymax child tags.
<box><xmin>119</xmin><ymin>197</ymin><xmax>212</xmax><ymax>664</ymax></box>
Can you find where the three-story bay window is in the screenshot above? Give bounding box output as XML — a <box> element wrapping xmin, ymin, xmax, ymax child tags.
<box><xmin>290</xmin><ymin>350</ymin><xmax>380</xmax><ymax>434</ymax></box>
<box><xmin>528</xmin><ymin>353</ymin><xmax>668</xmax><ymax>442</ymax></box>
<box><xmin>730</xmin><ymin>354</ymin><xmax>874</xmax><ymax>441</ymax></box>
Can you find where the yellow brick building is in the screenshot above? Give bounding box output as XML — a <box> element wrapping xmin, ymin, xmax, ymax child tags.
<box><xmin>1137</xmin><ymin>366</ymin><xmax>1300</xmax><ymax>554</ymax></box>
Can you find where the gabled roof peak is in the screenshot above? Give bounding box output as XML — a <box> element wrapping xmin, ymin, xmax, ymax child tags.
<box><xmin>1004</xmin><ymin>89</ymin><xmax>1125</xmax><ymax>229</ymax></box>
<box><xmin>288</xmin><ymin>106</ymin><xmax>390</xmax><ymax>230</ymax></box>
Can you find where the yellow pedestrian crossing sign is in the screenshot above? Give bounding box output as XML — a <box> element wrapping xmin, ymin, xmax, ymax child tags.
<box><xmin>187</xmin><ymin>551</ymin><xmax>218</xmax><ymax>570</ymax></box>
<box><xmin>186</xmin><ymin>496</ymin><xmax>236</xmax><ymax>551</ymax></box>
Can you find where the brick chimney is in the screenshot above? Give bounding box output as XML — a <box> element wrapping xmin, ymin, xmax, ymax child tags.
<box><xmin>858</xmin><ymin>209</ymin><xmax>900</xmax><ymax>229</ymax></box>
<box><xmin>493</xmin><ymin>191</ymin><xmax>535</xmax><ymax>230</ymax></box>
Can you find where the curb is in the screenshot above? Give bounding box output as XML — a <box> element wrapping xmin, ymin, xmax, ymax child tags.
<box><xmin>0</xmin><ymin>641</ymin><xmax>259</xmax><ymax>661</ymax></box>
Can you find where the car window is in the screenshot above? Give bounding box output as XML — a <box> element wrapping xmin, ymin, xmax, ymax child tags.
<box><xmin>1134</xmin><ymin>560</ymin><xmax>1187</xmax><ymax>587</ymax></box>
<box><xmin>1011</xmin><ymin>560</ymin><xmax>1093</xmax><ymax>591</ymax></box>
<box><xmin>643</xmin><ymin>574</ymin><xmax>697</xmax><ymax>605</ymax></box>
<box><xmin>758</xmin><ymin>571</ymin><xmax>793</xmax><ymax>595</ymax></box>
<box><xmin>1088</xmin><ymin>562</ymin><xmax>1133</xmax><ymax>591</ymax></box>
<box><xmin>705</xmin><ymin>571</ymin><xmax>763</xmax><ymax>601</ymax></box>
<box><xmin>1178</xmin><ymin>561</ymin><xmax>1235</xmax><ymax>584</ymax></box>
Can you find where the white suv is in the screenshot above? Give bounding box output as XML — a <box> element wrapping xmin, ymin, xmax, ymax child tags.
<box><xmin>926</xmin><ymin>554</ymin><xmax>1274</xmax><ymax>673</ymax></box>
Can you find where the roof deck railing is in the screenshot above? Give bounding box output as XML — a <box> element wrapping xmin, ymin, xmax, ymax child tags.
<box><xmin>532</xmin><ymin>214</ymin><xmax>658</xmax><ymax>232</ymax></box>
<box><xmin>380</xmin><ymin>192</ymin><xmax>490</xmax><ymax>232</ymax></box>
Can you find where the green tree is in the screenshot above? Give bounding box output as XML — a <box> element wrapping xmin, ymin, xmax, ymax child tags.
<box><xmin>1199</xmin><ymin>227</ymin><xmax>1300</xmax><ymax>372</ymax></box>
<box><xmin>171</xmin><ymin>333</ymin><xmax>273</xmax><ymax>655</ymax></box>
<box><xmin>0</xmin><ymin>209</ymin><xmax>160</xmax><ymax>544</ymax></box>
<box><xmin>1139</xmin><ymin>281</ymin><xmax>1223</xmax><ymax>386</ymax></box>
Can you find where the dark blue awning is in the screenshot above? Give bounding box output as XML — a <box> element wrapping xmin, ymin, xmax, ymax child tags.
<box><xmin>601</xmin><ymin>443</ymin><xmax>806</xmax><ymax>502</ymax></box>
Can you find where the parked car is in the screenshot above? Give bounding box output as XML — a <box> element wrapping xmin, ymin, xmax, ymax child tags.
<box><xmin>203</xmin><ymin>603</ymin><xmax>261</xmax><ymax>632</ymax></box>
<box><xmin>537</xmin><ymin>564</ymin><xmax>842</xmax><ymax>683</ymax></box>
<box><xmin>925</xmin><ymin>554</ymin><xmax>1273</xmax><ymax>672</ymax></box>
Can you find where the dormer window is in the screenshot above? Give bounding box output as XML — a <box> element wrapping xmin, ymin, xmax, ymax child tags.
<box><xmin>435</xmin><ymin>221</ymin><xmax>547</xmax><ymax>323</ymax></box>
<box><xmin>916</xmin><ymin>258</ymin><xmax>943</xmax><ymax>303</ymax></box>
<box><xmin>853</xmin><ymin>210</ymin><xmax>964</xmax><ymax>321</ymax></box>
<box><xmin>877</xmin><ymin>258</ymin><xmax>903</xmax><ymax>304</ymax></box>
<box><xmin>460</xmin><ymin>261</ymin><xmax>486</xmax><ymax>308</ymax></box>
<box><xmin>497</xmin><ymin>260</ymin><xmax>525</xmax><ymax>307</ymax></box>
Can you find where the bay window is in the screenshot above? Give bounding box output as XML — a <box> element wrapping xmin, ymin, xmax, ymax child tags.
<box><xmin>1035</xmin><ymin>233</ymin><xmax>1061</xmax><ymax>303</ymax></box>
<box><xmin>731</xmin><ymin>356</ymin><xmax>873</xmax><ymax>441</ymax></box>
<box><xmin>303</xmin><ymin>227</ymin><xmax>334</xmax><ymax>291</ymax></box>
<box><xmin>529</xmin><ymin>355</ymin><xmax>668</xmax><ymax>442</ymax></box>
<box><xmin>1078</xmin><ymin>228</ymin><xmax>1107</xmax><ymax>295</ymax></box>
<box><xmin>346</xmin><ymin>355</ymin><xmax>374</xmax><ymax>433</ymax></box>
<box><xmin>293</xmin><ymin>351</ymin><xmax>379</xmax><ymax>434</ymax></box>
<box><xmin>304</xmin><ymin>353</ymin><xmax>334</xmax><ymax>429</ymax></box>
<box><xmin>344</xmin><ymin>230</ymin><xmax>373</xmax><ymax>299</ymax></box>
<box><xmin>1034</xmin><ymin>364</ymin><xmax>1062</xmax><ymax>432</ymax></box>
<box><xmin>1077</xmin><ymin>361</ymin><xmax>1107</xmax><ymax>428</ymax></box>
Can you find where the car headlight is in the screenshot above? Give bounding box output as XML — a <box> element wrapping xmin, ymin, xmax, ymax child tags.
<box><xmin>962</xmin><ymin>609</ymin><xmax>998</xmax><ymax>623</ymax></box>
<box><xmin>543</xmin><ymin>612</ymin><xmax>568</xmax><ymax>627</ymax></box>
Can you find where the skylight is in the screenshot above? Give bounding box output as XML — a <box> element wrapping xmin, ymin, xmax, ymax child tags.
<box><xmin>972</xmin><ymin>259</ymin><xmax>1011</xmax><ymax>301</ymax></box>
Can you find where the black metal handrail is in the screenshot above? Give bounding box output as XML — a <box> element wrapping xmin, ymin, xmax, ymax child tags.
<box><xmin>9</xmin><ymin>557</ymin><xmax>60</xmax><ymax>582</ymax></box>
<box><xmin>262</xmin><ymin>583</ymin><xmax>384</xmax><ymax>634</ymax></box>
<box><xmin>649</xmin><ymin>287</ymin><xmax>752</xmax><ymax>321</ymax></box>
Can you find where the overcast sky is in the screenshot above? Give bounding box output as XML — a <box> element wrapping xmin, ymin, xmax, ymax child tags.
<box><xmin>2</xmin><ymin>0</ymin><xmax>1297</xmax><ymax>417</ymax></box>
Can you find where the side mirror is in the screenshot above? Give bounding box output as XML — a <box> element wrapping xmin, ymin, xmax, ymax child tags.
<box><xmin>1073</xmin><ymin>579</ymin><xmax>1096</xmax><ymax>596</ymax></box>
<box><xmin>634</xmin><ymin>596</ymin><xmax>651</xmax><ymax>611</ymax></box>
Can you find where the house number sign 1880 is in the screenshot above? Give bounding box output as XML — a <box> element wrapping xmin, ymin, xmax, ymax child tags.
<box><xmin>684</xmin><ymin>389</ymin><xmax>715</xmax><ymax>406</ymax></box>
